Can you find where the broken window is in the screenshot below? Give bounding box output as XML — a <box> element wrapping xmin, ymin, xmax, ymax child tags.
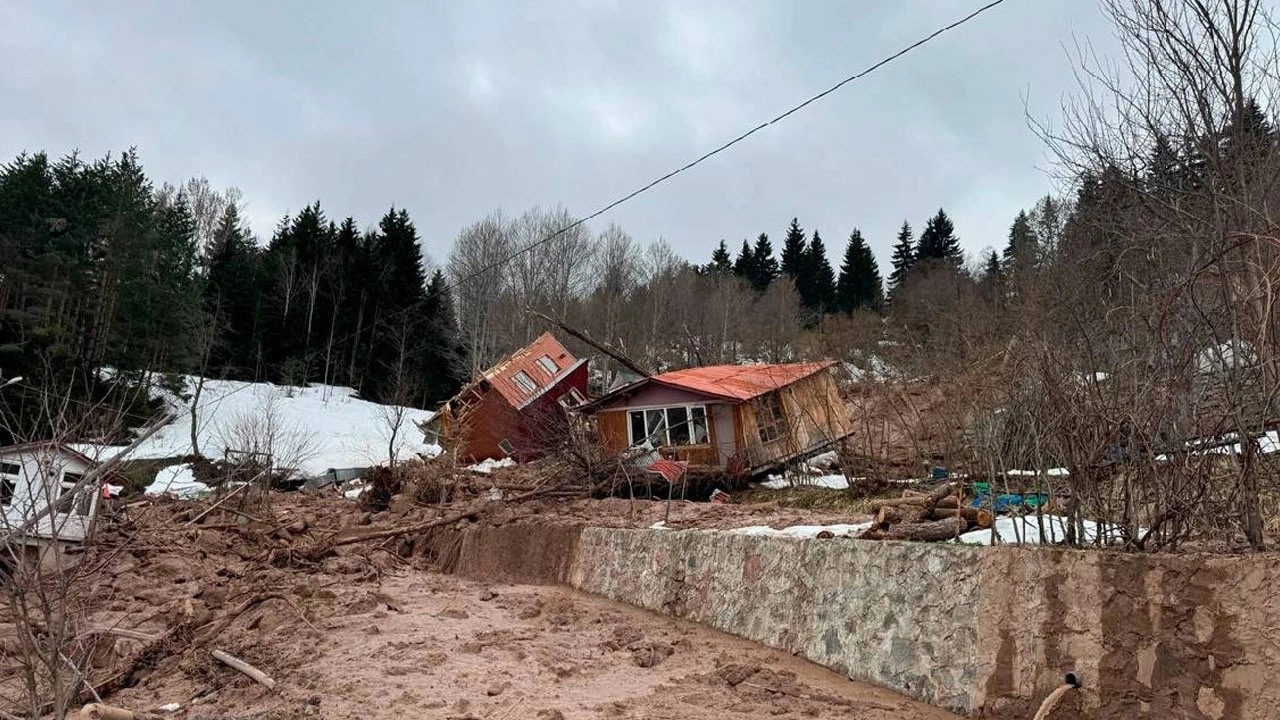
<box><xmin>537</xmin><ymin>355</ymin><xmax>559</xmax><ymax>377</ymax></box>
<box><xmin>755</xmin><ymin>392</ymin><xmax>789</xmax><ymax>444</ymax></box>
<box><xmin>0</xmin><ymin>461</ymin><xmax>18</xmax><ymax>506</ymax></box>
<box><xmin>512</xmin><ymin>371</ymin><xmax>538</xmax><ymax>394</ymax></box>
<box><xmin>557</xmin><ymin>387</ymin><xmax>587</xmax><ymax>409</ymax></box>
<box><xmin>57</xmin><ymin>472</ymin><xmax>94</xmax><ymax>517</ymax></box>
<box><xmin>690</xmin><ymin>406</ymin><xmax>709</xmax><ymax>444</ymax></box>
<box><xmin>627</xmin><ymin>405</ymin><xmax>710</xmax><ymax>447</ymax></box>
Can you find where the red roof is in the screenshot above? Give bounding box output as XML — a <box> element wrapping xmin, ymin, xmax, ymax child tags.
<box><xmin>481</xmin><ymin>332</ymin><xmax>580</xmax><ymax>408</ymax></box>
<box><xmin>591</xmin><ymin>361</ymin><xmax>836</xmax><ymax>407</ymax></box>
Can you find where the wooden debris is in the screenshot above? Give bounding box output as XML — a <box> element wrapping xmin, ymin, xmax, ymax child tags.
<box><xmin>79</xmin><ymin>704</ymin><xmax>138</xmax><ymax>720</ymax></box>
<box><xmin>862</xmin><ymin>483</ymin><xmax>993</xmax><ymax>541</ymax></box>
<box><xmin>212</xmin><ymin>649</ymin><xmax>276</xmax><ymax>690</ymax></box>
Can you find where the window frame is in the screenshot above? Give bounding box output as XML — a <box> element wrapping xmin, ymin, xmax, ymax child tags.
<box><xmin>536</xmin><ymin>355</ymin><xmax>559</xmax><ymax>377</ymax></box>
<box><xmin>0</xmin><ymin>461</ymin><xmax>19</xmax><ymax>507</ymax></box>
<box><xmin>58</xmin><ymin>471</ymin><xmax>94</xmax><ymax>517</ymax></box>
<box><xmin>755</xmin><ymin>392</ymin><xmax>789</xmax><ymax>444</ymax></box>
<box><xmin>497</xmin><ymin>439</ymin><xmax>516</xmax><ymax>457</ymax></box>
<box><xmin>557</xmin><ymin>387</ymin><xmax>587</xmax><ymax>409</ymax></box>
<box><xmin>512</xmin><ymin>371</ymin><xmax>538</xmax><ymax>394</ymax></box>
<box><xmin>626</xmin><ymin>404</ymin><xmax>711</xmax><ymax>448</ymax></box>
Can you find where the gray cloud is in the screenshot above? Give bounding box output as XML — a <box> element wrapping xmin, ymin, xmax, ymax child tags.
<box><xmin>0</xmin><ymin>0</ymin><xmax>1118</xmax><ymax>269</ymax></box>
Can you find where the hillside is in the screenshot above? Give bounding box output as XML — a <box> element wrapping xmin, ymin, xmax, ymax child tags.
<box><xmin>77</xmin><ymin>376</ymin><xmax>440</xmax><ymax>477</ymax></box>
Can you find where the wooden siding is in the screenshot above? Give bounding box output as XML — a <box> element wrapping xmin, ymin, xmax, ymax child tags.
<box><xmin>737</xmin><ymin>370</ymin><xmax>854</xmax><ymax>470</ymax></box>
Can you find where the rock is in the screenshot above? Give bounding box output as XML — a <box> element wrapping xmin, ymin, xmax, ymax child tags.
<box><xmin>440</xmin><ymin>608</ymin><xmax>469</xmax><ymax>620</ymax></box>
<box><xmin>816</xmin><ymin>530</ymin><xmax>835</xmax><ymax>539</ymax></box>
<box><xmin>631</xmin><ymin>642</ymin><xmax>675</xmax><ymax>668</ymax></box>
<box><xmin>718</xmin><ymin>663</ymin><xmax>761</xmax><ymax>687</ymax></box>
<box><xmin>479</xmin><ymin>589</ymin><xmax>497</xmax><ymax>602</ymax></box>
<box><xmin>486</xmin><ymin>682</ymin><xmax>508</xmax><ymax>696</ymax></box>
<box><xmin>536</xmin><ymin>711</ymin><xmax>566</xmax><ymax>720</ymax></box>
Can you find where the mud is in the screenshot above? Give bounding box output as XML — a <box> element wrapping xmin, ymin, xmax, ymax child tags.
<box><xmin>104</xmin><ymin>572</ymin><xmax>961</xmax><ymax>720</ymax></box>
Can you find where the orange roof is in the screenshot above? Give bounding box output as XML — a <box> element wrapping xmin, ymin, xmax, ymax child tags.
<box><xmin>481</xmin><ymin>332</ymin><xmax>580</xmax><ymax>408</ymax></box>
<box><xmin>591</xmin><ymin>361</ymin><xmax>836</xmax><ymax>407</ymax></box>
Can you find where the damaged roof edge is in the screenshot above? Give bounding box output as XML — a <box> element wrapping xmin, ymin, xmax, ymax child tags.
<box><xmin>583</xmin><ymin>361</ymin><xmax>837</xmax><ymax>410</ymax></box>
<box><xmin>515</xmin><ymin>358</ymin><xmax>589</xmax><ymax>410</ymax></box>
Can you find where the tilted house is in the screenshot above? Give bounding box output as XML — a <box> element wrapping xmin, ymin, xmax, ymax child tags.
<box><xmin>0</xmin><ymin>442</ymin><xmax>109</xmax><ymax>545</ymax></box>
<box><xmin>584</xmin><ymin>362</ymin><xmax>854</xmax><ymax>475</ymax></box>
<box><xmin>425</xmin><ymin>332</ymin><xmax>589</xmax><ymax>462</ymax></box>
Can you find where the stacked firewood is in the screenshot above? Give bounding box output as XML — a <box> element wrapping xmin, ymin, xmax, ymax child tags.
<box><xmin>858</xmin><ymin>482</ymin><xmax>993</xmax><ymax>542</ymax></box>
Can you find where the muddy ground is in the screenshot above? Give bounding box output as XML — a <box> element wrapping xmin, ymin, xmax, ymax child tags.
<box><xmin>110</xmin><ymin>571</ymin><xmax>961</xmax><ymax>720</ymax></box>
<box><xmin>1</xmin><ymin>493</ymin><xmax>963</xmax><ymax>720</ymax></box>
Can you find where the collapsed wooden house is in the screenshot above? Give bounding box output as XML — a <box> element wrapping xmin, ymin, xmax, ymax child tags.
<box><xmin>423</xmin><ymin>332</ymin><xmax>589</xmax><ymax>462</ymax></box>
<box><xmin>582</xmin><ymin>361</ymin><xmax>854</xmax><ymax>476</ymax></box>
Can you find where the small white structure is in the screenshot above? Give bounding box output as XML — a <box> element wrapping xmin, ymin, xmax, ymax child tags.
<box><xmin>0</xmin><ymin>442</ymin><xmax>108</xmax><ymax>544</ymax></box>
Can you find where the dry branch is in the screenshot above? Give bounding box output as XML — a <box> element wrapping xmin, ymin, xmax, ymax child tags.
<box><xmin>212</xmin><ymin>649</ymin><xmax>276</xmax><ymax>690</ymax></box>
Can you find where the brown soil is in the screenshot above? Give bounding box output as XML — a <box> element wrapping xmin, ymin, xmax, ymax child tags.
<box><xmin>21</xmin><ymin>493</ymin><xmax>954</xmax><ymax>720</ymax></box>
<box><xmin>109</xmin><ymin>572</ymin><xmax>962</xmax><ymax>719</ymax></box>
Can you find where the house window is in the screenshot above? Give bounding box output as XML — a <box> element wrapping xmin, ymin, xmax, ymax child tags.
<box><xmin>0</xmin><ymin>461</ymin><xmax>19</xmax><ymax>506</ymax></box>
<box><xmin>537</xmin><ymin>355</ymin><xmax>559</xmax><ymax>377</ymax></box>
<box><xmin>498</xmin><ymin>439</ymin><xmax>516</xmax><ymax>457</ymax></box>
<box><xmin>627</xmin><ymin>405</ymin><xmax>709</xmax><ymax>447</ymax></box>
<box><xmin>558</xmin><ymin>387</ymin><xmax>587</xmax><ymax>409</ymax></box>
<box><xmin>512</xmin><ymin>371</ymin><xmax>538</xmax><ymax>394</ymax></box>
<box><xmin>58</xmin><ymin>472</ymin><xmax>94</xmax><ymax>517</ymax></box>
<box><xmin>755</xmin><ymin>392</ymin><xmax>789</xmax><ymax>444</ymax></box>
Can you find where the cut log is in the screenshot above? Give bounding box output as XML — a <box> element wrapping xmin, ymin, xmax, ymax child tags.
<box><xmin>874</xmin><ymin>504</ymin><xmax>927</xmax><ymax>527</ymax></box>
<box><xmin>860</xmin><ymin>516</ymin><xmax>967</xmax><ymax>542</ymax></box>
<box><xmin>930</xmin><ymin>506</ymin><xmax>993</xmax><ymax>528</ymax></box>
<box><xmin>935</xmin><ymin>495</ymin><xmax>960</xmax><ymax>509</ymax></box>
<box><xmin>873</xmin><ymin>482</ymin><xmax>956</xmax><ymax>511</ymax></box>
<box><xmin>212</xmin><ymin>649</ymin><xmax>276</xmax><ymax>690</ymax></box>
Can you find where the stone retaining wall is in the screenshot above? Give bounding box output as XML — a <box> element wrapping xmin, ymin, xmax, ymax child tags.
<box><xmin>445</xmin><ymin>523</ymin><xmax>1280</xmax><ymax>718</ymax></box>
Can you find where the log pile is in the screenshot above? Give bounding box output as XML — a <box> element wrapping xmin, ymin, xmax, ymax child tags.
<box><xmin>858</xmin><ymin>482</ymin><xmax>992</xmax><ymax>542</ymax></box>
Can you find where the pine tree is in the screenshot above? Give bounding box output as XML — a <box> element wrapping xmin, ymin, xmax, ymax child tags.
<box><xmin>421</xmin><ymin>269</ymin><xmax>467</xmax><ymax>402</ymax></box>
<box><xmin>835</xmin><ymin>229</ymin><xmax>883</xmax><ymax>313</ymax></box>
<box><xmin>981</xmin><ymin>249</ymin><xmax>1004</xmax><ymax>300</ymax></box>
<box><xmin>733</xmin><ymin>239</ymin><xmax>753</xmax><ymax>279</ymax></box>
<box><xmin>204</xmin><ymin>204</ymin><xmax>262</xmax><ymax>376</ymax></box>
<box><xmin>800</xmin><ymin>230</ymin><xmax>836</xmax><ymax>316</ymax></box>
<box><xmin>750</xmin><ymin>233</ymin><xmax>779</xmax><ymax>292</ymax></box>
<box><xmin>888</xmin><ymin>221</ymin><xmax>916</xmax><ymax>295</ymax></box>
<box><xmin>1002</xmin><ymin>210</ymin><xmax>1038</xmax><ymax>290</ymax></box>
<box><xmin>916</xmin><ymin>209</ymin><xmax>962</xmax><ymax>266</ymax></box>
<box><xmin>780</xmin><ymin>218</ymin><xmax>807</xmax><ymax>278</ymax></box>
<box><xmin>707</xmin><ymin>240</ymin><xmax>733</xmax><ymax>274</ymax></box>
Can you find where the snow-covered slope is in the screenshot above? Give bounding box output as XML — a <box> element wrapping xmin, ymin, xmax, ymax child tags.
<box><xmin>77</xmin><ymin>376</ymin><xmax>440</xmax><ymax>477</ymax></box>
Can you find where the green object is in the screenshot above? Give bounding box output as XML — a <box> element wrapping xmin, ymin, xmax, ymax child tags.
<box><xmin>974</xmin><ymin>481</ymin><xmax>991</xmax><ymax>495</ymax></box>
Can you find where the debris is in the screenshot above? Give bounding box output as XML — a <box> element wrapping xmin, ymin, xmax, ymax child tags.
<box><xmin>78</xmin><ymin>704</ymin><xmax>139</xmax><ymax>720</ymax></box>
<box><xmin>710</xmin><ymin>489</ymin><xmax>732</xmax><ymax>504</ymax></box>
<box><xmin>212</xmin><ymin>649</ymin><xmax>277</xmax><ymax>690</ymax></box>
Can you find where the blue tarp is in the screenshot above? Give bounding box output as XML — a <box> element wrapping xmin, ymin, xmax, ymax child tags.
<box><xmin>971</xmin><ymin>492</ymin><xmax>1048</xmax><ymax>513</ymax></box>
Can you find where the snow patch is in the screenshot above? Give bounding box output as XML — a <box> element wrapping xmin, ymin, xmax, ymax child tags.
<box><xmin>79</xmin><ymin>375</ymin><xmax>440</xmax><ymax>477</ymax></box>
<box><xmin>759</xmin><ymin>473</ymin><xmax>850</xmax><ymax>490</ymax></box>
<box><xmin>467</xmin><ymin>457</ymin><xmax>516</xmax><ymax>475</ymax></box>
<box><xmin>958</xmin><ymin>515</ymin><xmax>1129</xmax><ymax>545</ymax></box>
<box><xmin>728</xmin><ymin>522</ymin><xmax>873</xmax><ymax>539</ymax></box>
<box><xmin>144</xmin><ymin>464</ymin><xmax>210</xmax><ymax>499</ymax></box>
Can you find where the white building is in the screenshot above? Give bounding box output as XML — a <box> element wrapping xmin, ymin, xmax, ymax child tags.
<box><xmin>0</xmin><ymin>442</ymin><xmax>108</xmax><ymax>544</ymax></box>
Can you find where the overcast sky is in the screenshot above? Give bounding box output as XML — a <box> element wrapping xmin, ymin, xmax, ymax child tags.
<box><xmin>1</xmin><ymin>0</ymin><xmax>1119</xmax><ymax>270</ymax></box>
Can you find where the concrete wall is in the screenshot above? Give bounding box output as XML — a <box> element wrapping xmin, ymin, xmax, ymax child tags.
<box><xmin>444</xmin><ymin>523</ymin><xmax>1280</xmax><ymax>719</ymax></box>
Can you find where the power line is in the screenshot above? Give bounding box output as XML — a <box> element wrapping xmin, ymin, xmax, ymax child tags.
<box><xmin>442</xmin><ymin>0</ymin><xmax>1010</xmax><ymax>295</ymax></box>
